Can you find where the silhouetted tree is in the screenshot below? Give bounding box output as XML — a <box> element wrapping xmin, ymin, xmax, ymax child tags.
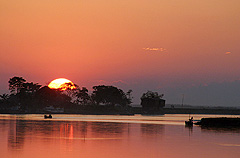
<box><xmin>141</xmin><ymin>91</ymin><xmax>164</xmax><ymax>99</ymax></box>
<box><xmin>0</xmin><ymin>93</ymin><xmax>9</xmax><ymax>101</ymax></box>
<box><xmin>36</xmin><ymin>86</ymin><xmax>71</xmax><ymax>108</ymax></box>
<box><xmin>22</xmin><ymin>82</ymin><xmax>41</xmax><ymax>94</ymax></box>
<box><xmin>75</xmin><ymin>87</ymin><xmax>91</xmax><ymax>105</ymax></box>
<box><xmin>8</xmin><ymin>77</ymin><xmax>26</xmax><ymax>94</ymax></box>
<box><xmin>91</xmin><ymin>85</ymin><xmax>131</xmax><ymax>106</ymax></box>
<box><xmin>126</xmin><ymin>89</ymin><xmax>133</xmax><ymax>104</ymax></box>
<box><xmin>7</xmin><ymin>77</ymin><xmax>42</xmax><ymax>111</ymax></box>
<box><xmin>58</xmin><ymin>82</ymin><xmax>76</xmax><ymax>91</ymax></box>
<box><xmin>0</xmin><ymin>93</ymin><xmax>10</xmax><ymax>110</ymax></box>
<box><xmin>61</xmin><ymin>82</ymin><xmax>77</xmax><ymax>101</ymax></box>
<box><xmin>141</xmin><ymin>91</ymin><xmax>165</xmax><ymax>113</ymax></box>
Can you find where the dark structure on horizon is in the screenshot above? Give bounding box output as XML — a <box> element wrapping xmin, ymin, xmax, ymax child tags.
<box><xmin>141</xmin><ymin>91</ymin><xmax>165</xmax><ymax>114</ymax></box>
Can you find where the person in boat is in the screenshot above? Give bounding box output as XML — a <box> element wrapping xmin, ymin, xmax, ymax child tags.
<box><xmin>185</xmin><ymin>117</ymin><xmax>193</xmax><ymax>126</ymax></box>
<box><xmin>44</xmin><ymin>114</ymin><xmax>52</xmax><ymax>119</ymax></box>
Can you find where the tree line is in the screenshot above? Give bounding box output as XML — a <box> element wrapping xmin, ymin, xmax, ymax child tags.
<box><xmin>0</xmin><ymin>76</ymin><xmax>133</xmax><ymax>113</ymax></box>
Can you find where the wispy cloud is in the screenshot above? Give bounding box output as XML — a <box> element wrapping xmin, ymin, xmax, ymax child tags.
<box><xmin>143</xmin><ymin>47</ymin><xmax>167</xmax><ymax>52</ymax></box>
<box><xmin>218</xmin><ymin>143</ymin><xmax>240</xmax><ymax>147</ymax></box>
<box><xmin>225</xmin><ymin>52</ymin><xmax>231</xmax><ymax>55</ymax></box>
<box><xmin>94</xmin><ymin>80</ymin><xmax>128</xmax><ymax>85</ymax></box>
<box><xmin>112</xmin><ymin>80</ymin><xmax>128</xmax><ymax>84</ymax></box>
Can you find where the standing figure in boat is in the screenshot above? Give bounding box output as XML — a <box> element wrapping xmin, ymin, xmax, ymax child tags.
<box><xmin>185</xmin><ymin>117</ymin><xmax>193</xmax><ymax>126</ymax></box>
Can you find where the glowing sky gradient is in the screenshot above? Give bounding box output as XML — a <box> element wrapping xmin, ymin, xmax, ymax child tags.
<box><xmin>1</xmin><ymin>0</ymin><xmax>240</xmax><ymax>106</ymax></box>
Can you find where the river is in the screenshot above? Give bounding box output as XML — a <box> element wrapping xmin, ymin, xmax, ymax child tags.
<box><xmin>0</xmin><ymin>114</ymin><xmax>240</xmax><ymax>158</ymax></box>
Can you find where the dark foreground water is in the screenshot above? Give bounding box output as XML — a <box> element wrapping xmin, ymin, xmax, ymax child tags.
<box><xmin>0</xmin><ymin>114</ymin><xmax>240</xmax><ymax>158</ymax></box>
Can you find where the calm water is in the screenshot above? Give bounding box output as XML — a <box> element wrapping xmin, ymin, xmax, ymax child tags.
<box><xmin>0</xmin><ymin>114</ymin><xmax>240</xmax><ymax>158</ymax></box>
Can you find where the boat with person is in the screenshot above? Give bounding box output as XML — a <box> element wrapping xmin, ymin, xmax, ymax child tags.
<box><xmin>185</xmin><ymin>117</ymin><xmax>193</xmax><ymax>126</ymax></box>
<box><xmin>44</xmin><ymin>114</ymin><xmax>52</xmax><ymax>119</ymax></box>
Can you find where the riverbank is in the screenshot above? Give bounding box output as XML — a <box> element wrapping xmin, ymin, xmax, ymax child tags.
<box><xmin>131</xmin><ymin>107</ymin><xmax>240</xmax><ymax>115</ymax></box>
<box><xmin>1</xmin><ymin>106</ymin><xmax>240</xmax><ymax>115</ymax></box>
<box><xmin>163</xmin><ymin>107</ymin><xmax>240</xmax><ymax>115</ymax></box>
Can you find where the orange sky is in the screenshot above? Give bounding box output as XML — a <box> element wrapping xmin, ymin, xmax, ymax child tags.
<box><xmin>1</xmin><ymin>0</ymin><xmax>240</xmax><ymax>105</ymax></box>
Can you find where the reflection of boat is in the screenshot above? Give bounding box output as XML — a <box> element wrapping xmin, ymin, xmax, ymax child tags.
<box><xmin>185</xmin><ymin>117</ymin><xmax>193</xmax><ymax>126</ymax></box>
<box><xmin>44</xmin><ymin>114</ymin><xmax>52</xmax><ymax>119</ymax></box>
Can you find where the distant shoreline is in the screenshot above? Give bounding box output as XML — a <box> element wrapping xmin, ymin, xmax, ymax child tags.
<box><xmin>163</xmin><ymin>107</ymin><xmax>240</xmax><ymax>115</ymax></box>
<box><xmin>1</xmin><ymin>107</ymin><xmax>240</xmax><ymax>115</ymax></box>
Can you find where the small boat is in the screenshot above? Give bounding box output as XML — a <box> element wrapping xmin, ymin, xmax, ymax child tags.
<box><xmin>44</xmin><ymin>114</ymin><xmax>52</xmax><ymax>119</ymax></box>
<box><xmin>185</xmin><ymin>120</ymin><xmax>193</xmax><ymax>126</ymax></box>
<box><xmin>185</xmin><ymin>117</ymin><xmax>193</xmax><ymax>126</ymax></box>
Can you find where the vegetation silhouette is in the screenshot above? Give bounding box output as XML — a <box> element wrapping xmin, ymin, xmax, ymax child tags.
<box><xmin>0</xmin><ymin>76</ymin><xmax>133</xmax><ymax>114</ymax></box>
<box><xmin>8</xmin><ymin>76</ymin><xmax>26</xmax><ymax>94</ymax></box>
<box><xmin>141</xmin><ymin>91</ymin><xmax>165</xmax><ymax>114</ymax></box>
<box><xmin>92</xmin><ymin>85</ymin><xmax>131</xmax><ymax>106</ymax></box>
<box><xmin>75</xmin><ymin>87</ymin><xmax>91</xmax><ymax>105</ymax></box>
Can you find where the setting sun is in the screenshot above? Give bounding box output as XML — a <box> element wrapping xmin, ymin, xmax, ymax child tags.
<box><xmin>48</xmin><ymin>78</ymin><xmax>76</xmax><ymax>91</ymax></box>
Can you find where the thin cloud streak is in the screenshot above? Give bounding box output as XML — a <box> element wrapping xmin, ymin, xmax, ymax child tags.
<box><xmin>94</xmin><ymin>80</ymin><xmax>128</xmax><ymax>86</ymax></box>
<box><xmin>143</xmin><ymin>47</ymin><xmax>167</xmax><ymax>52</ymax></box>
<box><xmin>225</xmin><ymin>52</ymin><xmax>231</xmax><ymax>55</ymax></box>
